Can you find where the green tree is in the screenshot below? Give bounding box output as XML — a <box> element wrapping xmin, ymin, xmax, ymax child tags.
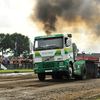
<box><xmin>10</xmin><ymin>32</ymin><xmax>30</xmax><ymax>56</ymax></box>
<box><xmin>0</xmin><ymin>33</ymin><xmax>11</xmax><ymax>56</ymax></box>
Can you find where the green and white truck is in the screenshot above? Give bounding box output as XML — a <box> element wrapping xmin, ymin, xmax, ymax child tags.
<box><xmin>33</xmin><ymin>34</ymin><xmax>100</xmax><ymax>81</ymax></box>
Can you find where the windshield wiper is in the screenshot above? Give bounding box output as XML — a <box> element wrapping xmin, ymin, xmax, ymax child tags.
<box><xmin>39</xmin><ymin>47</ymin><xmax>45</xmax><ymax>49</ymax></box>
<box><xmin>47</xmin><ymin>45</ymin><xmax>61</xmax><ymax>49</ymax></box>
<box><xmin>34</xmin><ymin>47</ymin><xmax>47</xmax><ymax>51</ymax></box>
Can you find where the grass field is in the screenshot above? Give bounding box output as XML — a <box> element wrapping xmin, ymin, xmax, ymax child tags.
<box><xmin>0</xmin><ymin>69</ymin><xmax>34</xmax><ymax>72</ymax></box>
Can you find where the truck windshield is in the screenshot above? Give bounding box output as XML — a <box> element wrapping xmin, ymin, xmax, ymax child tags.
<box><xmin>34</xmin><ymin>37</ymin><xmax>63</xmax><ymax>51</ymax></box>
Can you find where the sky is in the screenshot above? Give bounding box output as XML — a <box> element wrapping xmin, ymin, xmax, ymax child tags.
<box><xmin>0</xmin><ymin>0</ymin><xmax>100</xmax><ymax>54</ymax></box>
<box><xmin>0</xmin><ymin>0</ymin><xmax>45</xmax><ymax>42</ymax></box>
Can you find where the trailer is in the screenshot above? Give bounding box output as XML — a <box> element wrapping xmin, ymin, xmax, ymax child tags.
<box><xmin>76</xmin><ymin>56</ymin><xmax>100</xmax><ymax>78</ymax></box>
<box><xmin>33</xmin><ymin>34</ymin><xmax>100</xmax><ymax>81</ymax></box>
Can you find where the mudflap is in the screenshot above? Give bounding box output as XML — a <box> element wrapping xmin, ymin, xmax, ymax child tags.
<box><xmin>85</xmin><ymin>60</ymin><xmax>97</xmax><ymax>78</ymax></box>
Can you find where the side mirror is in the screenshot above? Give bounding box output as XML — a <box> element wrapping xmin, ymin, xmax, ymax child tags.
<box><xmin>66</xmin><ymin>39</ymin><xmax>71</xmax><ymax>46</ymax></box>
<box><xmin>67</xmin><ymin>39</ymin><xmax>71</xmax><ymax>46</ymax></box>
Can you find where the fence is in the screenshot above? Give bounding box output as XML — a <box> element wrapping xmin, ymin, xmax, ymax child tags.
<box><xmin>1</xmin><ymin>63</ymin><xmax>33</xmax><ymax>69</ymax></box>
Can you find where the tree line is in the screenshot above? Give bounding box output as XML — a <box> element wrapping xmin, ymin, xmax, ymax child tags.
<box><xmin>0</xmin><ymin>32</ymin><xmax>31</xmax><ymax>58</ymax></box>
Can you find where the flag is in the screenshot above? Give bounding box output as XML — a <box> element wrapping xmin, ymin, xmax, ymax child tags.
<box><xmin>15</xmin><ymin>38</ymin><xmax>17</xmax><ymax>50</ymax></box>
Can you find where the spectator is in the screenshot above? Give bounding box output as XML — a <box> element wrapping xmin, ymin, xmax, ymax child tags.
<box><xmin>26</xmin><ymin>58</ymin><xmax>29</xmax><ymax>69</ymax></box>
<box><xmin>19</xmin><ymin>59</ymin><xmax>22</xmax><ymax>69</ymax></box>
<box><xmin>26</xmin><ymin>58</ymin><xmax>30</xmax><ymax>69</ymax></box>
<box><xmin>7</xmin><ymin>58</ymin><xmax>10</xmax><ymax>68</ymax></box>
<box><xmin>0</xmin><ymin>58</ymin><xmax>2</xmax><ymax>64</ymax></box>
<box><xmin>2</xmin><ymin>59</ymin><xmax>5</xmax><ymax>66</ymax></box>
<box><xmin>0</xmin><ymin>58</ymin><xmax>1</xmax><ymax>69</ymax></box>
<box><xmin>21</xmin><ymin>59</ymin><xmax>23</xmax><ymax>68</ymax></box>
<box><xmin>13</xmin><ymin>58</ymin><xmax>19</xmax><ymax>69</ymax></box>
<box><xmin>9</xmin><ymin>59</ymin><xmax>13</xmax><ymax>69</ymax></box>
<box><xmin>30</xmin><ymin>59</ymin><xmax>33</xmax><ymax>69</ymax></box>
<box><xmin>22</xmin><ymin>59</ymin><xmax>26</xmax><ymax>69</ymax></box>
<box><xmin>5</xmin><ymin>58</ymin><xmax>8</xmax><ymax>68</ymax></box>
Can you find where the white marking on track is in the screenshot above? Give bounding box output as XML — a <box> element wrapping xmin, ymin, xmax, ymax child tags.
<box><xmin>0</xmin><ymin>73</ymin><xmax>34</xmax><ymax>77</ymax></box>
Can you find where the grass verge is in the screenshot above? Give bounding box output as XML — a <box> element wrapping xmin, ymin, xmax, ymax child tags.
<box><xmin>0</xmin><ymin>69</ymin><xmax>34</xmax><ymax>72</ymax></box>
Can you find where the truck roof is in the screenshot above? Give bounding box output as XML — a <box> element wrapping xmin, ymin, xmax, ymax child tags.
<box><xmin>35</xmin><ymin>34</ymin><xmax>63</xmax><ymax>39</ymax></box>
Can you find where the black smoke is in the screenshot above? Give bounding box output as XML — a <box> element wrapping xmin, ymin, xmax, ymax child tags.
<box><xmin>30</xmin><ymin>0</ymin><xmax>100</xmax><ymax>35</ymax></box>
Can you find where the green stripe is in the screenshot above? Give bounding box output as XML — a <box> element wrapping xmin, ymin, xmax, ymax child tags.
<box><xmin>35</xmin><ymin>53</ymin><xmax>41</xmax><ymax>56</ymax></box>
<box><xmin>55</xmin><ymin>50</ymin><xmax>61</xmax><ymax>55</ymax></box>
<box><xmin>35</xmin><ymin>34</ymin><xmax>63</xmax><ymax>39</ymax></box>
<box><xmin>64</xmin><ymin>48</ymin><xmax>72</xmax><ymax>54</ymax></box>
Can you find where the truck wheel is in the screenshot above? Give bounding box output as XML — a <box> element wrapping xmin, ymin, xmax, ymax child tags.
<box><xmin>97</xmin><ymin>68</ymin><xmax>100</xmax><ymax>78</ymax></box>
<box><xmin>38</xmin><ymin>73</ymin><xmax>45</xmax><ymax>81</ymax></box>
<box><xmin>66</xmin><ymin>64</ymin><xmax>73</xmax><ymax>78</ymax></box>
<box><xmin>80</xmin><ymin>63</ymin><xmax>87</xmax><ymax>80</ymax></box>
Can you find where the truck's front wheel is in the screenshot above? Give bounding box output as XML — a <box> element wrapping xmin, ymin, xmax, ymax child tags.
<box><xmin>66</xmin><ymin>64</ymin><xmax>73</xmax><ymax>78</ymax></box>
<box><xmin>38</xmin><ymin>73</ymin><xmax>45</xmax><ymax>81</ymax></box>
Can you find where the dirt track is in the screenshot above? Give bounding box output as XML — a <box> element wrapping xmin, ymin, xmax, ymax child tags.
<box><xmin>0</xmin><ymin>74</ymin><xmax>100</xmax><ymax>100</ymax></box>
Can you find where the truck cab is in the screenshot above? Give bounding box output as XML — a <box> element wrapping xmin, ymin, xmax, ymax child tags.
<box><xmin>33</xmin><ymin>34</ymin><xmax>75</xmax><ymax>81</ymax></box>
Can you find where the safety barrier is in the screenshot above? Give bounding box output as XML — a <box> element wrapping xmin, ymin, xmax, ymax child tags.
<box><xmin>1</xmin><ymin>63</ymin><xmax>33</xmax><ymax>69</ymax></box>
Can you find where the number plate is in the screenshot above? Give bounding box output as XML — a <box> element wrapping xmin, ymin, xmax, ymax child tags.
<box><xmin>45</xmin><ymin>70</ymin><xmax>52</xmax><ymax>72</ymax></box>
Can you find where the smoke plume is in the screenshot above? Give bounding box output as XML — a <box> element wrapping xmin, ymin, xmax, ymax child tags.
<box><xmin>30</xmin><ymin>0</ymin><xmax>100</xmax><ymax>35</ymax></box>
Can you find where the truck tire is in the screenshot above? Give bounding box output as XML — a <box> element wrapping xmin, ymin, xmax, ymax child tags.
<box><xmin>80</xmin><ymin>63</ymin><xmax>87</xmax><ymax>80</ymax></box>
<box><xmin>66</xmin><ymin>64</ymin><xmax>73</xmax><ymax>79</ymax></box>
<box><xmin>97</xmin><ymin>68</ymin><xmax>100</xmax><ymax>78</ymax></box>
<box><xmin>38</xmin><ymin>73</ymin><xmax>45</xmax><ymax>81</ymax></box>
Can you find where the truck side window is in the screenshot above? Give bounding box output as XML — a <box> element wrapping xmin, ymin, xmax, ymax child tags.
<box><xmin>65</xmin><ymin>38</ymin><xmax>68</xmax><ymax>46</ymax></box>
<box><xmin>35</xmin><ymin>41</ymin><xmax>38</xmax><ymax>48</ymax></box>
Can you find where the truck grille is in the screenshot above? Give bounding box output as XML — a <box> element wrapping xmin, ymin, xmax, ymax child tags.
<box><xmin>43</xmin><ymin>62</ymin><xmax>54</xmax><ymax>68</ymax></box>
<box><xmin>42</xmin><ymin>56</ymin><xmax>54</xmax><ymax>62</ymax></box>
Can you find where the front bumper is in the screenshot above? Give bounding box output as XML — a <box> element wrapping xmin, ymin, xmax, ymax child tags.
<box><xmin>34</xmin><ymin>61</ymin><xmax>68</xmax><ymax>74</ymax></box>
<box><xmin>34</xmin><ymin>67</ymin><xmax>67</xmax><ymax>74</ymax></box>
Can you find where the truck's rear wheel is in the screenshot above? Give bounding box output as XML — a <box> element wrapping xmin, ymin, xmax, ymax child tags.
<box><xmin>66</xmin><ymin>64</ymin><xmax>72</xmax><ymax>78</ymax></box>
<box><xmin>80</xmin><ymin>63</ymin><xmax>87</xmax><ymax>80</ymax></box>
<box><xmin>97</xmin><ymin>68</ymin><xmax>100</xmax><ymax>78</ymax></box>
<box><xmin>38</xmin><ymin>73</ymin><xmax>45</xmax><ymax>81</ymax></box>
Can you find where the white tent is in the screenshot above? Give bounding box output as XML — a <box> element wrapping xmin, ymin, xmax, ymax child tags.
<box><xmin>0</xmin><ymin>64</ymin><xmax>7</xmax><ymax>70</ymax></box>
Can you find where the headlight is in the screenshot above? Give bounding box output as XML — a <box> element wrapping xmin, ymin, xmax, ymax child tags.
<box><xmin>59</xmin><ymin>62</ymin><xmax>63</xmax><ymax>65</ymax></box>
<box><xmin>35</xmin><ymin>64</ymin><xmax>39</xmax><ymax>67</ymax></box>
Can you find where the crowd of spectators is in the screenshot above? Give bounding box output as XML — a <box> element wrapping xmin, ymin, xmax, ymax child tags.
<box><xmin>0</xmin><ymin>57</ymin><xmax>33</xmax><ymax>69</ymax></box>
